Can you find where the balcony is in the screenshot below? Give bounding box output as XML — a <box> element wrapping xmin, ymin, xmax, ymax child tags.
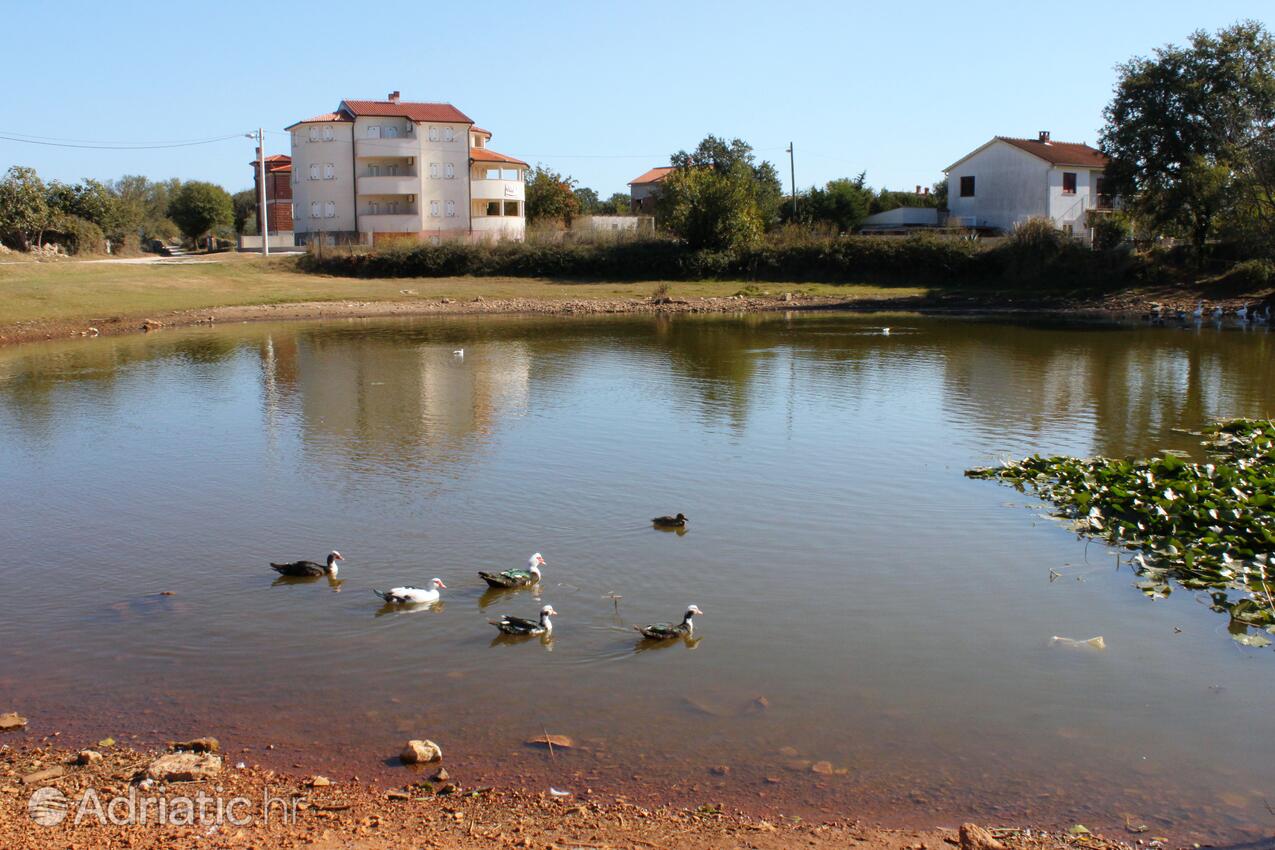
<box><xmin>357</xmin><ymin>174</ymin><xmax>419</xmax><ymax>196</ymax></box>
<box><xmin>356</xmin><ymin>136</ymin><xmax>419</xmax><ymax>157</ymax></box>
<box><xmin>471</xmin><ymin>179</ymin><xmax>525</xmax><ymax>201</ymax></box>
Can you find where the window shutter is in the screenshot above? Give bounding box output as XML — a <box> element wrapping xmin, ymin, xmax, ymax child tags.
<box><xmin>430</xmin><ymin>163</ymin><xmax>439</xmax><ymax>179</ymax></box>
<box><xmin>325</xmin><ymin>201</ymin><xmax>335</xmax><ymax>218</ymax></box>
<box><xmin>310</xmin><ymin>202</ymin><xmax>320</xmax><ymax>218</ymax></box>
<box><xmin>443</xmin><ymin>127</ymin><xmax>453</xmax><ymax>142</ymax></box>
<box><xmin>445</xmin><ymin>200</ymin><xmax>455</xmax><ymax>217</ymax></box>
<box><xmin>430</xmin><ymin>200</ymin><xmax>440</xmax><ymax>217</ymax></box>
<box><xmin>309</xmin><ymin>127</ymin><xmax>319</xmax><ymax>142</ymax></box>
<box><xmin>309</xmin><ymin>163</ymin><xmax>319</xmax><ymax>180</ymax></box>
<box><xmin>324</xmin><ymin>163</ymin><xmax>335</xmax><ymax>180</ymax></box>
<box><xmin>429</xmin><ymin>126</ymin><xmax>439</xmax><ymax>142</ymax></box>
<box><xmin>444</xmin><ymin>162</ymin><xmax>454</xmax><ymax>179</ymax></box>
<box><xmin>322</xmin><ymin>126</ymin><xmax>334</xmax><ymax>141</ymax></box>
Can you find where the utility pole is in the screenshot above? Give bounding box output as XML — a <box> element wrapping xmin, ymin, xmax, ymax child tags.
<box><xmin>247</xmin><ymin>129</ymin><xmax>270</xmax><ymax>256</ymax></box>
<box><xmin>785</xmin><ymin>142</ymin><xmax>796</xmax><ymax>219</ymax></box>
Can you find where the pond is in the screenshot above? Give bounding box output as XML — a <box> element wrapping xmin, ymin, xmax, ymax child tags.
<box><xmin>1</xmin><ymin>313</ymin><xmax>1273</xmax><ymax>843</ymax></box>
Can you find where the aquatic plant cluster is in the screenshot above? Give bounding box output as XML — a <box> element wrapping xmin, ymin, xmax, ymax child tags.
<box><xmin>967</xmin><ymin>420</ymin><xmax>1275</xmax><ymax>648</ymax></box>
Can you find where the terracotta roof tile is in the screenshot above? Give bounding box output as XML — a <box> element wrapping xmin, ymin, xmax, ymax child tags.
<box><xmin>629</xmin><ymin>166</ymin><xmax>676</xmax><ymax>185</ymax></box>
<box><xmin>284</xmin><ymin>112</ymin><xmax>352</xmax><ymax>130</ymax></box>
<box><xmin>470</xmin><ymin>148</ymin><xmax>527</xmax><ymax>166</ymax></box>
<box><xmin>471</xmin><ymin>126</ymin><xmax>492</xmax><ymax>137</ymax></box>
<box><xmin>996</xmin><ymin>137</ymin><xmax>1109</xmax><ymax>168</ymax></box>
<box><xmin>340</xmin><ymin>99</ymin><xmax>473</xmax><ymax>123</ymax></box>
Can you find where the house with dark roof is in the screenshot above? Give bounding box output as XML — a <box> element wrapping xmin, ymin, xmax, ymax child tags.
<box><xmin>628</xmin><ymin>166</ymin><xmax>675</xmax><ymax>214</ymax></box>
<box><xmin>944</xmin><ymin>132</ymin><xmax>1115</xmax><ymax>241</ymax></box>
<box><xmin>285</xmin><ymin>92</ymin><xmax>527</xmax><ymax>245</ymax></box>
<box><xmin>250</xmin><ymin>153</ymin><xmax>293</xmax><ymax>238</ymax></box>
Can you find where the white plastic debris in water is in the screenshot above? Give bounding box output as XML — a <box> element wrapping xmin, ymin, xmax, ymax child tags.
<box><xmin>1051</xmin><ymin>635</ymin><xmax>1107</xmax><ymax>651</ymax></box>
<box><xmin>548</xmin><ymin>787</ymin><xmax>571</xmax><ymax>797</ymax></box>
<box><xmin>236</xmin><ymin>761</ymin><xmax>246</xmax><ymax>769</ymax></box>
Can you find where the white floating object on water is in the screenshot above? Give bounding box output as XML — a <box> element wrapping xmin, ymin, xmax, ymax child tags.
<box><xmin>548</xmin><ymin>787</ymin><xmax>571</xmax><ymax>797</ymax></box>
<box><xmin>882</xmin><ymin>327</ymin><xmax>891</xmax><ymax>336</ymax></box>
<box><xmin>1051</xmin><ymin>635</ymin><xmax>1107</xmax><ymax>651</ymax></box>
<box><xmin>453</xmin><ymin>349</ymin><xmax>464</xmax><ymax>357</ymax></box>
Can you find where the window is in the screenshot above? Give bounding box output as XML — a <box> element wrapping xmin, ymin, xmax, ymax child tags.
<box><xmin>368</xmin><ymin>164</ymin><xmax>380</xmax><ymax>177</ymax></box>
<box><xmin>444</xmin><ymin>162</ymin><xmax>454</xmax><ymax>179</ymax></box>
<box><xmin>429</xmin><ymin>162</ymin><xmax>439</xmax><ymax>179</ymax></box>
<box><xmin>504</xmin><ymin>200</ymin><xmax>519</xmax><ymax>217</ymax></box>
<box><xmin>387</xmin><ymin>201</ymin><xmax>399</xmax><ymax>214</ymax></box>
<box><xmin>428</xmin><ymin>126</ymin><xmax>439</xmax><ymax>142</ymax></box>
<box><xmin>1062</xmin><ymin>172</ymin><xmax>1077</xmax><ymax>195</ymax></box>
<box><xmin>500</xmin><ymin>168</ymin><xmax>518</xmax><ymax>180</ymax></box>
<box><xmin>310</xmin><ymin>201</ymin><xmax>321</xmax><ymax>218</ymax></box>
<box><xmin>386</xmin><ymin>164</ymin><xmax>398</xmax><ymax>176</ymax></box>
<box><xmin>308</xmin><ymin>127</ymin><xmax>319</xmax><ymax>142</ymax></box>
<box><xmin>367</xmin><ymin>126</ymin><xmax>380</xmax><ymax>139</ymax></box>
<box><xmin>369</xmin><ymin>201</ymin><xmax>379</xmax><ymax>214</ymax></box>
<box><xmin>445</xmin><ymin>199</ymin><xmax>455</xmax><ymax>217</ymax></box>
<box><xmin>324</xmin><ymin>201</ymin><xmax>335</xmax><ymax>218</ymax></box>
<box><xmin>430</xmin><ymin>200</ymin><xmax>440</xmax><ymax>217</ymax></box>
<box><xmin>485</xmin><ymin>200</ymin><xmax>500</xmax><ymax>216</ymax></box>
<box><xmin>323</xmin><ymin>163</ymin><xmax>335</xmax><ymax>180</ymax></box>
<box><xmin>443</xmin><ymin>127</ymin><xmax>454</xmax><ymax>142</ymax></box>
<box><xmin>1062</xmin><ymin>223</ymin><xmax>1074</xmax><ymax>237</ymax></box>
<box><xmin>472</xmin><ymin>135</ymin><xmax>484</xmax><ymax>148</ymax></box>
<box><xmin>322</xmin><ymin>126</ymin><xmax>334</xmax><ymax>142</ymax></box>
<box><xmin>959</xmin><ymin>176</ymin><xmax>975</xmax><ymax>197</ymax></box>
<box><xmin>384</xmin><ymin>126</ymin><xmax>397</xmax><ymax>138</ymax></box>
<box><xmin>483</xmin><ymin>167</ymin><xmax>501</xmax><ymax>180</ymax></box>
<box><xmin>309</xmin><ymin>163</ymin><xmax>320</xmax><ymax>180</ymax></box>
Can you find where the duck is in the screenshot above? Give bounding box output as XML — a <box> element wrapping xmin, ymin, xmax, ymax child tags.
<box><xmin>1192</xmin><ymin>301</ymin><xmax>1204</xmax><ymax>320</ymax></box>
<box><xmin>491</xmin><ymin>604</ymin><xmax>557</xmax><ymax>636</ymax></box>
<box><xmin>635</xmin><ymin>605</ymin><xmax>703</xmax><ymax>640</ymax></box>
<box><xmin>479</xmin><ymin>553</ymin><xmax>545</xmax><ymax>588</ymax></box>
<box><xmin>1237</xmin><ymin>303</ymin><xmax>1249</xmax><ymax>322</ymax></box>
<box><xmin>372</xmin><ymin>577</ymin><xmax>446</xmax><ymax>605</ymax></box>
<box><xmin>652</xmin><ymin>513</ymin><xmax>688</xmax><ymax>529</ymax></box>
<box><xmin>271</xmin><ymin>551</ymin><xmax>343</xmax><ymax>577</ymax></box>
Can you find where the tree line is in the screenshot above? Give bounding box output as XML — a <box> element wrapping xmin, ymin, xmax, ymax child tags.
<box><xmin>0</xmin><ymin>168</ymin><xmax>237</xmax><ymax>254</ymax></box>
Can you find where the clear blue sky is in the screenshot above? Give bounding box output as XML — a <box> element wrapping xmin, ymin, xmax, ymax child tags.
<box><xmin>2</xmin><ymin>0</ymin><xmax>1270</xmax><ymax>197</ymax></box>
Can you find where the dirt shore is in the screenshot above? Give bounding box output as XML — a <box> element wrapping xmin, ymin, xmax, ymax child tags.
<box><xmin>0</xmin><ymin>738</ymin><xmax>1144</xmax><ymax>850</ymax></box>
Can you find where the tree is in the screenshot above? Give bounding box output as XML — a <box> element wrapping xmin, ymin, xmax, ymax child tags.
<box><xmin>232</xmin><ymin>189</ymin><xmax>258</xmax><ymax>234</ymax></box>
<box><xmin>808</xmin><ymin>175</ymin><xmax>874</xmax><ymax>231</ymax></box>
<box><xmin>46</xmin><ymin>178</ymin><xmax>121</xmax><ymax>239</ymax></box>
<box><xmin>0</xmin><ymin>166</ymin><xmax>50</xmax><ymax>250</ymax></box>
<box><xmin>525</xmin><ymin>166</ymin><xmax>580</xmax><ymax>225</ymax></box>
<box><xmin>167</xmin><ymin>181</ymin><xmax>233</xmax><ymax>244</ymax></box>
<box><xmin>1099</xmin><ymin>20</ymin><xmax>1275</xmax><ymax>254</ymax></box>
<box><xmin>572</xmin><ymin>187</ymin><xmax>600</xmax><ymax>216</ymax></box>
<box><xmin>604</xmin><ymin>192</ymin><xmax>631</xmax><ymax>215</ymax></box>
<box><xmin>657</xmin><ymin>161</ymin><xmax>764</xmax><ymax>250</ymax></box>
<box><xmin>670</xmin><ymin>135</ymin><xmax>784</xmax><ymax>228</ymax></box>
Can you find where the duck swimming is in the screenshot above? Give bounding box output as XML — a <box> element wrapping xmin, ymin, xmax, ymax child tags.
<box><xmin>491</xmin><ymin>604</ymin><xmax>557</xmax><ymax>636</ymax></box>
<box><xmin>635</xmin><ymin>605</ymin><xmax>703</xmax><ymax>640</ymax></box>
<box><xmin>479</xmin><ymin>553</ymin><xmax>545</xmax><ymax>588</ymax></box>
<box><xmin>652</xmin><ymin>513</ymin><xmax>688</xmax><ymax>529</ymax></box>
<box><xmin>372</xmin><ymin>577</ymin><xmax>446</xmax><ymax>606</ymax></box>
<box><xmin>271</xmin><ymin>551</ymin><xmax>343</xmax><ymax>577</ymax></box>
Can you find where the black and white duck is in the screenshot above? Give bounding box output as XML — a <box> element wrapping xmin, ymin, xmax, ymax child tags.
<box><xmin>652</xmin><ymin>513</ymin><xmax>688</xmax><ymax>529</ymax></box>
<box><xmin>372</xmin><ymin>577</ymin><xmax>446</xmax><ymax>605</ymax></box>
<box><xmin>634</xmin><ymin>605</ymin><xmax>703</xmax><ymax>640</ymax></box>
<box><xmin>478</xmin><ymin>553</ymin><xmax>545</xmax><ymax>588</ymax></box>
<box><xmin>271</xmin><ymin>550</ymin><xmax>343</xmax><ymax>577</ymax></box>
<box><xmin>490</xmin><ymin>604</ymin><xmax>557</xmax><ymax>636</ymax></box>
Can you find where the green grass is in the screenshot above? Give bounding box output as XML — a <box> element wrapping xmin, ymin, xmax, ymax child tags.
<box><xmin>0</xmin><ymin>254</ymin><xmax>926</xmax><ymax>334</ymax></box>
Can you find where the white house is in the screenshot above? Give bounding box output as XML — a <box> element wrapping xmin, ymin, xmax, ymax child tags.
<box><xmin>944</xmin><ymin>132</ymin><xmax>1114</xmax><ymax>240</ymax></box>
<box><xmin>287</xmin><ymin>92</ymin><xmax>527</xmax><ymax>246</ymax></box>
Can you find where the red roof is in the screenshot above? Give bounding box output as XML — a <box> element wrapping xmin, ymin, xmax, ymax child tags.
<box><xmin>470</xmin><ymin>148</ymin><xmax>528</xmax><ymax>167</ymax></box>
<box><xmin>248</xmin><ymin>154</ymin><xmax>291</xmax><ymax>173</ymax></box>
<box><xmin>996</xmin><ymin>137</ymin><xmax>1109</xmax><ymax>168</ymax></box>
<box><xmin>284</xmin><ymin>112</ymin><xmax>351</xmax><ymax>129</ymax></box>
<box><xmin>340</xmin><ymin>99</ymin><xmax>473</xmax><ymax>123</ymax></box>
<box><xmin>471</xmin><ymin>126</ymin><xmax>492</xmax><ymax>137</ymax></box>
<box><xmin>629</xmin><ymin>166</ymin><xmax>675</xmax><ymax>185</ymax></box>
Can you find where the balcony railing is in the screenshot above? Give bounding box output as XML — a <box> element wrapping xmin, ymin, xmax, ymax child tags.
<box><xmin>363</xmin><ymin>205</ymin><xmax>418</xmax><ymax>216</ymax></box>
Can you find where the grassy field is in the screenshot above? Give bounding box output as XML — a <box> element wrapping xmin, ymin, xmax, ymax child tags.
<box><xmin>0</xmin><ymin>253</ymin><xmax>927</xmax><ymax>333</ymax></box>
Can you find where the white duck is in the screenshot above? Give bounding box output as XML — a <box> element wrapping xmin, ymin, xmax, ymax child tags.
<box><xmin>373</xmin><ymin>577</ymin><xmax>446</xmax><ymax>605</ymax></box>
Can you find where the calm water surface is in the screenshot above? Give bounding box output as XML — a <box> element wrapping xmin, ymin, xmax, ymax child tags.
<box><xmin>1</xmin><ymin>313</ymin><xmax>1273</xmax><ymax>841</ymax></box>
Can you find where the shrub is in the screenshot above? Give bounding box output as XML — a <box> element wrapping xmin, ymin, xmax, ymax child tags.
<box><xmin>46</xmin><ymin>213</ymin><xmax>105</xmax><ymax>255</ymax></box>
<box><xmin>1091</xmin><ymin>215</ymin><xmax>1131</xmax><ymax>252</ymax></box>
<box><xmin>1220</xmin><ymin>258</ymin><xmax>1275</xmax><ymax>289</ymax></box>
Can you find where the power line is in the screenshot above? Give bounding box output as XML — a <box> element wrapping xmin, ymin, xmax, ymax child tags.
<box><xmin>0</xmin><ymin>133</ymin><xmax>246</xmax><ymax>150</ymax></box>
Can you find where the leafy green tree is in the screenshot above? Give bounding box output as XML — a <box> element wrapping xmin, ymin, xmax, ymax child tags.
<box><xmin>657</xmin><ymin>161</ymin><xmax>764</xmax><ymax>250</ymax></box>
<box><xmin>46</xmin><ymin>178</ymin><xmax>121</xmax><ymax>239</ymax></box>
<box><xmin>871</xmin><ymin>187</ymin><xmax>939</xmax><ymax>215</ymax></box>
<box><xmin>525</xmin><ymin>166</ymin><xmax>580</xmax><ymax>225</ymax></box>
<box><xmin>232</xmin><ymin>189</ymin><xmax>258</xmax><ymax>234</ymax></box>
<box><xmin>167</xmin><ymin>181</ymin><xmax>233</xmax><ymax>244</ymax></box>
<box><xmin>572</xmin><ymin>187</ymin><xmax>600</xmax><ymax>216</ymax></box>
<box><xmin>113</xmin><ymin>175</ymin><xmax>182</xmax><ymax>243</ymax></box>
<box><xmin>930</xmin><ymin>179</ymin><xmax>948</xmax><ymax>209</ymax></box>
<box><xmin>670</xmin><ymin>135</ymin><xmax>785</xmax><ymax>229</ymax></box>
<box><xmin>1100</xmin><ymin>20</ymin><xmax>1275</xmax><ymax>253</ymax></box>
<box><xmin>604</xmin><ymin>192</ymin><xmax>631</xmax><ymax>215</ymax></box>
<box><xmin>0</xmin><ymin>166</ymin><xmax>50</xmax><ymax>250</ymax></box>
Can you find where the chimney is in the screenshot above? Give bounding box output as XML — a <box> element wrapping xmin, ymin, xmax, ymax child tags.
<box><xmin>915</xmin><ymin>184</ymin><xmax>922</xmax><ymax>194</ymax></box>
<box><xmin>1038</xmin><ymin>130</ymin><xmax>1051</xmax><ymax>143</ymax></box>
<box><xmin>923</xmin><ymin>187</ymin><xmax>930</xmax><ymax>196</ymax></box>
<box><xmin>388</xmin><ymin>90</ymin><xmax>401</xmax><ymax>103</ymax></box>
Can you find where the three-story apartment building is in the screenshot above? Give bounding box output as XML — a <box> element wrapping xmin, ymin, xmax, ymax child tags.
<box><xmin>287</xmin><ymin>92</ymin><xmax>526</xmax><ymax>245</ymax></box>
